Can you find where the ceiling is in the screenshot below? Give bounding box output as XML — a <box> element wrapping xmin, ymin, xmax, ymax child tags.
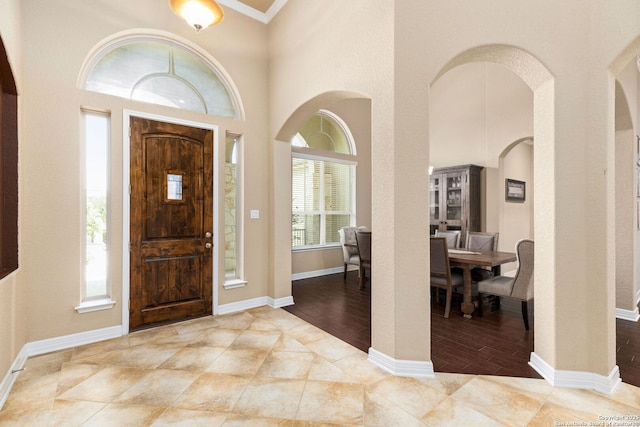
<box><xmin>218</xmin><ymin>0</ymin><xmax>287</xmax><ymax>24</ymax></box>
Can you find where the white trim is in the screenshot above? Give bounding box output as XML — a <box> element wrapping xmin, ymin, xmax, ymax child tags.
<box><xmin>0</xmin><ymin>326</ymin><xmax>122</xmax><ymax>411</ymax></box>
<box><xmin>75</xmin><ymin>298</ymin><xmax>117</xmax><ymax>314</ymax></box>
<box><xmin>528</xmin><ymin>352</ymin><xmax>621</xmax><ymax>395</ymax></box>
<box><xmin>635</xmin><ymin>288</ymin><xmax>640</xmax><ymax>307</ymax></box>
<box><xmin>217</xmin><ymin>295</ymin><xmax>294</xmax><ymax>315</ymax></box>
<box><xmin>122</xmin><ymin>110</ymin><xmax>219</xmax><ymax>333</ymax></box>
<box><xmin>292</xmin><ymin>243</ymin><xmax>341</xmax><ymax>253</ymax></box>
<box><xmin>317</xmin><ymin>109</ymin><xmax>357</xmax><ymax>156</ymax></box>
<box><xmin>223</xmin><ymin>278</ymin><xmax>247</xmax><ymax>290</ymax></box>
<box><xmin>367</xmin><ymin>347</ymin><xmax>435</xmax><ymax>378</ymax></box>
<box><xmin>217</xmin><ymin>0</ymin><xmax>288</xmax><ymax>24</ymax></box>
<box><xmin>0</xmin><ymin>347</ymin><xmax>28</xmax><ymax>410</ymax></box>
<box><xmin>291</xmin><ymin>150</ymin><xmax>358</xmax><ymax>166</ymax></box>
<box><xmin>292</xmin><ymin>266</ymin><xmax>344</xmax><ymax>281</ymax></box>
<box><xmin>616</xmin><ymin>306</ymin><xmax>640</xmax><ymax>322</ymax></box>
<box><xmin>24</xmin><ymin>326</ymin><xmax>122</xmax><ymax>357</ymax></box>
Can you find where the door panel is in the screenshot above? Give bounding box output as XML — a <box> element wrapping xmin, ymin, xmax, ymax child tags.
<box><xmin>130</xmin><ymin>117</ymin><xmax>213</xmax><ymax>330</ymax></box>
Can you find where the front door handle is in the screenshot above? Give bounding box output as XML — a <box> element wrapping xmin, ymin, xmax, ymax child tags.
<box><xmin>205</xmin><ymin>243</ymin><xmax>212</xmax><ymax>249</ymax></box>
<box><xmin>205</xmin><ymin>231</ymin><xmax>212</xmax><ymax>238</ymax></box>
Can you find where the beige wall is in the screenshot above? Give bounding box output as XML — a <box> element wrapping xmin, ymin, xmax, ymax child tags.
<box><xmin>3</xmin><ymin>0</ymin><xmax>640</xmax><ymax>391</ymax></box>
<box><xmin>14</xmin><ymin>0</ymin><xmax>269</xmax><ymax>342</ymax></box>
<box><xmin>0</xmin><ymin>0</ymin><xmax>25</xmax><ymax>390</ymax></box>
<box><xmin>270</xmin><ymin>0</ymin><xmax>640</xmax><ymax>378</ymax></box>
<box><xmin>430</xmin><ymin>62</ymin><xmax>533</xmax><ymax>169</ymax></box>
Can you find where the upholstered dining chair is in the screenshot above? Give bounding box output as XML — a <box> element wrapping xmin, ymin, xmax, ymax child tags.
<box><xmin>477</xmin><ymin>238</ymin><xmax>534</xmax><ymax>330</ymax></box>
<box><xmin>434</xmin><ymin>229</ymin><xmax>461</xmax><ymax>249</ymax></box>
<box><xmin>338</xmin><ymin>226</ymin><xmax>366</xmax><ymax>279</ymax></box>
<box><xmin>355</xmin><ymin>230</ymin><xmax>372</xmax><ymax>288</ymax></box>
<box><xmin>430</xmin><ymin>236</ymin><xmax>464</xmax><ymax>318</ymax></box>
<box><xmin>466</xmin><ymin>231</ymin><xmax>499</xmax><ymax>282</ymax></box>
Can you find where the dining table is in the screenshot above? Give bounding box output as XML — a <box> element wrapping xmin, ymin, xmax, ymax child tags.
<box><xmin>447</xmin><ymin>248</ymin><xmax>517</xmax><ymax>318</ymax></box>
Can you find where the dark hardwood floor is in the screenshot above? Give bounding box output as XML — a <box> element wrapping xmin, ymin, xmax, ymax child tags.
<box><xmin>285</xmin><ymin>271</ymin><xmax>640</xmax><ymax>387</ymax></box>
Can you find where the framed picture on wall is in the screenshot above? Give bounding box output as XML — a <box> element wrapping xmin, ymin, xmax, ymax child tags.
<box><xmin>505</xmin><ymin>179</ymin><xmax>526</xmax><ymax>202</ymax></box>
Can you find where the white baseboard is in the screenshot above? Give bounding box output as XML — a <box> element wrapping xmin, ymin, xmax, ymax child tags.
<box><xmin>0</xmin><ymin>346</ymin><xmax>28</xmax><ymax>410</ymax></box>
<box><xmin>616</xmin><ymin>306</ymin><xmax>640</xmax><ymax>322</ymax></box>
<box><xmin>0</xmin><ymin>325</ymin><xmax>123</xmax><ymax>411</ymax></box>
<box><xmin>23</xmin><ymin>326</ymin><xmax>123</xmax><ymax>357</ymax></box>
<box><xmin>217</xmin><ymin>295</ymin><xmax>294</xmax><ymax>315</ymax></box>
<box><xmin>367</xmin><ymin>347</ymin><xmax>435</xmax><ymax>378</ymax></box>
<box><xmin>292</xmin><ymin>266</ymin><xmax>344</xmax><ymax>281</ymax></box>
<box><xmin>529</xmin><ymin>352</ymin><xmax>621</xmax><ymax>395</ymax></box>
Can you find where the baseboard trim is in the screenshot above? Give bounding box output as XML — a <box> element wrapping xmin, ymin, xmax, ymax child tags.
<box><xmin>292</xmin><ymin>266</ymin><xmax>344</xmax><ymax>281</ymax></box>
<box><xmin>529</xmin><ymin>352</ymin><xmax>621</xmax><ymax>395</ymax></box>
<box><xmin>217</xmin><ymin>295</ymin><xmax>294</xmax><ymax>315</ymax></box>
<box><xmin>367</xmin><ymin>347</ymin><xmax>435</xmax><ymax>378</ymax></box>
<box><xmin>0</xmin><ymin>346</ymin><xmax>28</xmax><ymax>410</ymax></box>
<box><xmin>616</xmin><ymin>307</ymin><xmax>640</xmax><ymax>322</ymax></box>
<box><xmin>0</xmin><ymin>325</ymin><xmax>123</xmax><ymax>411</ymax></box>
<box><xmin>24</xmin><ymin>326</ymin><xmax>123</xmax><ymax>357</ymax></box>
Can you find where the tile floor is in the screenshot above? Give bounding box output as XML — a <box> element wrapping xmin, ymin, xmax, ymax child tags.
<box><xmin>1</xmin><ymin>306</ymin><xmax>640</xmax><ymax>426</ymax></box>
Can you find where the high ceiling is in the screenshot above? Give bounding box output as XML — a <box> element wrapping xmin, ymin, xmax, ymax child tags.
<box><xmin>219</xmin><ymin>0</ymin><xmax>286</xmax><ymax>24</ymax></box>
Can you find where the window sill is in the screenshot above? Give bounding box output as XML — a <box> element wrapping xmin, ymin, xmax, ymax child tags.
<box><xmin>75</xmin><ymin>298</ymin><xmax>117</xmax><ymax>314</ymax></box>
<box><xmin>224</xmin><ymin>279</ymin><xmax>247</xmax><ymax>290</ymax></box>
<box><xmin>292</xmin><ymin>243</ymin><xmax>341</xmax><ymax>253</ymax></box>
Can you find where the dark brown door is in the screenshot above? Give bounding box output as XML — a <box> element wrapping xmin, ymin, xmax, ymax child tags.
<box><xmin>129</xmin><ymin>117</ymin><xmax>213</xmax><ymax>330</ymax></box>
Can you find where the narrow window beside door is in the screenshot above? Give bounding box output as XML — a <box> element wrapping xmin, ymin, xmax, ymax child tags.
<box><xmin>77</xmin><ymin>111</ymin><xmax>114</xmax><ymax>312</ymax></box>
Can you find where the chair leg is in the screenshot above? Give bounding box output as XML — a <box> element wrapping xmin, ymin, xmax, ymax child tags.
<box><xmin>343</xmin><ymin>263</ymin><xmax>348</xmax><ymax>280</ymax></box>
<box><xmin>521</xmin><ymin>300</ymin><xmax>530</xmax><ymax>330</ymax></box>
<box><xmin>444</xmin><ymin>288</ymin><xmax>452</xmax><ymax>318</ymax></box>
<box><xmin>359</xmin><ymin>266</ymin><xmax>365</xmax><ymax>288</ymax></box>
<box><xmin>477</xmin><ymin>292</ymin><xmax>484</xmax><ymax>317</ymax></box>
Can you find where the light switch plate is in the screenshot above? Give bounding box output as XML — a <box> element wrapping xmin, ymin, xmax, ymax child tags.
<box><xmin>250</xmin><ymin>209</ymin><xmax>259</xmax><ymax>219</ymax></box>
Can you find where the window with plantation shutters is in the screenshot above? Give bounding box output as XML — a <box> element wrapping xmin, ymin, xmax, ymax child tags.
<box><xmin>292</xmin><ymin>111</ymin><xmax>355</xmax><ymax>249</ymax></box>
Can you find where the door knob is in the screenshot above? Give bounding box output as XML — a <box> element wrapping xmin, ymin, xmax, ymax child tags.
<box><xmin>205</xmin><ymin>231</ymin><xmax>212</xmax><ymax>238</ymax></box>
<box><xmin>205</xmin><ymin>243</ymin><xmax>212</xmax><ymax>249</ymax></box>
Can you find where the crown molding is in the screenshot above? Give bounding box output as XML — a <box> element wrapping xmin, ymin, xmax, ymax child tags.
<box><xmin>218</xmin><ymin>0</ymin><xmax>288</xmax><ymax>24</ymax></box>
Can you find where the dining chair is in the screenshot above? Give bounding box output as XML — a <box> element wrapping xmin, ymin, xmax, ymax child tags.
<box><xmin>355</xmin><ymin>230</ymin><xmax>372</xmax><ymax>288</ymax></box>
<box><xmin>466</xmin><ymin>231</ymin><xmax>499</xmax><ymax>282</ymax></box>
<box><xmin>430</xmin><ymin>236</ymin><xmax>464</xmax><ymax>318</ymax></box>
<box><xmin>434</xmin><ymin>229</ymin><xmax>461</xmax><ymax>249</ymax></box>
<box><xmin>477</xmin><ymin>238</ymin><xmax>534</xmax><ymax>330</ymax></box>
<box><xmin>338</xmin><ymin>226</ymin><xmax>366</xmax><ymax>279</ymax></box>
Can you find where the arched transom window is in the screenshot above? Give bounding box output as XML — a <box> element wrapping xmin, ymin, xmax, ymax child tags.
<box><xmin>83</xmin><ymin>39</ymin><xmax>237</xmax><ymax>118</ymax></box>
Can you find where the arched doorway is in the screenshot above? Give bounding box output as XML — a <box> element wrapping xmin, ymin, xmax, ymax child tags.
<box><xmin>430</xmin><ymin>45</ymin><xmax>552</xmax><ymax>379</ymax></box>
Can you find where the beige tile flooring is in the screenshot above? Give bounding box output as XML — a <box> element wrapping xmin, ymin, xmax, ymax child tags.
<box><xmin>2</xmin><ymin>307</ymin><xmax>640</xmax><ymax>426</ymax></box>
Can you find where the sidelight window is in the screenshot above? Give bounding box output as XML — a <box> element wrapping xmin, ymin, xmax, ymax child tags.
<box><xmin>81</xmin><ymin>111</ymin><xmax>111</xmax><ymax>306</ymax></box>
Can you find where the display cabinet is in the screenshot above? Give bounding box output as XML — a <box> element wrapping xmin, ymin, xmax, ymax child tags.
<box><xmin>429</xmin><ymin>164</ymin><xmax>483</xmax><ymax>243</ymax></box>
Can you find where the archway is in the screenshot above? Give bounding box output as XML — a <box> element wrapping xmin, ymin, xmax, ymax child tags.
<box><xmin>430</xmin><ymin>44</ymin><xmax>553</xmax><ymax>379</ymax></box>
<box><xmin>270</xmin><ymin>91</ymin><xmax>372</xmax><ymax>316</ymax></box>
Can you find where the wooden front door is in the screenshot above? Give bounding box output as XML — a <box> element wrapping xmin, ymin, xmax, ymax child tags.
<box><xmin>129</xmin><ymin>117</ymin><xmax>213</xmax><ymax>330</ymax></box>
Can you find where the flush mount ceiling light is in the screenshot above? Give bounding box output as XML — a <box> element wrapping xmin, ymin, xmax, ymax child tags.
<box><xmin>169</xmin><ymin>0</ymin><xmax>224</xmax><ymax>33</ymax></box>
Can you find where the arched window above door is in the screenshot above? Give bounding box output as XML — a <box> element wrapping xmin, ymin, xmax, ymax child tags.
<box><xmin>81</xmin><ymin>37</ymin><xmax>238</xmax><ymax>118</ymax></box>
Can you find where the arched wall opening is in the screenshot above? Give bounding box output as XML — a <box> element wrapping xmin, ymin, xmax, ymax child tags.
<box><xmin>610</xmin><ymin>37</ymin><xmax>640</xmax><ymax>329</ymax></box>
<box><xmin>271</xmin><ymin>91</ymin><xmax>372</xmax><ymax>303</ymax></box>
<box><xmin>613</xmin><ymin>79</ymin><xmax>637</xmax><ymax>320</ymax></box>
<box><xmin>430</xmin><ymin>44</ymin><xmax>554</xmax><ymax>375</ymax></box>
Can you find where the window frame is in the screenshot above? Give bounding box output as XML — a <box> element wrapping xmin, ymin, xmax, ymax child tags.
<box><xmin>224</xmin><ymin>133</ymin><xmax>247</xmax><ymax>289</ymax></box>
<box><xmin>291</xmin><ymin>151</ymin><xmax>356</xmax><ymax>251</ymax></box>
<box><xmin>75</xmin><ymin>110</ymin><xmax>115</xmax><ymax>313</ymax></box>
